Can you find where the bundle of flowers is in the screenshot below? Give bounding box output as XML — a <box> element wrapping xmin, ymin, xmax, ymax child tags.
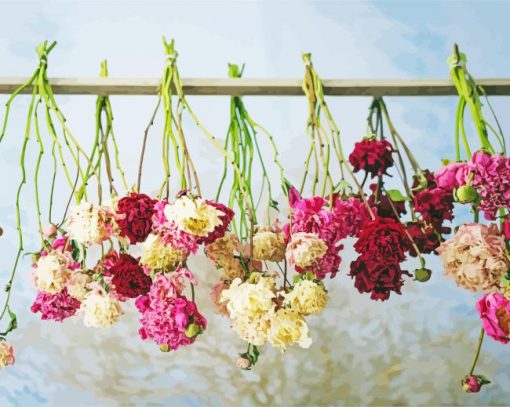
<box><xmin>28</xmin><ymin>191</ymin><xmax>232</xmax><ymax>349</ymax></box>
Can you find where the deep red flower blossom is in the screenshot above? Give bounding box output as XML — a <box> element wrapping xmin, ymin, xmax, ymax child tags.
<box><xmin>413</xmin><ymin>187</ymin><xmax>454</xmax><ymax>226</ymax></box>
<box><xmin>116</xmin><ymin>193</ymin><xmax>156</xmax><ymax>244</ymax></box>
<box><xmin>412</xmin><ymin>169</ymin><xmax>437</xmax><ymax>190</ymax></box>
<box><xmin>354</xmin><ymin>217</ymin><xmax>408</xmax><ymax>264</ymax></box>
<box><xmin>110</xmin><ymin>253</ymin><xmax>152</xmax><ymax>298</ymax></box>
<box><xmin>367</xmin><ymin>184</ymin><xmax>406</xmax><ymax>221</ymax></box>
<box><xmin>349</xmin><ymin>138</ymin><xmax>394</xmax><ymax>178</ymax></box>
<box><xmin>349</xmin><ymin>257</ymin><xmax>410</xmax><ymax>301</ymax></box>
<box><xmin>405</xmin><ymin>221</ymin><xmax>449</xmax><ymax>257</ymax></box>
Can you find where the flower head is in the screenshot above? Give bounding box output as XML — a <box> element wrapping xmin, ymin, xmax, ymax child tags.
<box><xmin>284</xmin><ymin>279</ymin><xmax>328</xmax><ymax>315</ymax></box>
<box><xmin>31</xmin><ymin>287</ymin><xmax>81</xmax><ymax>321</ymax></box>
<box><xmin>116</xmin><ymin>192</ymin><xmax>156</xmax><ymax>244</ymax></box>
<box><xmin>253</xmin><ymin>227</ymin><xmax>286</xmax><ymax>262</ymax></box>
<box><xmin>434</xmin><ymin>162</ymin><xmax>471</xmax><ymax>191</ymax></box>
<box><xmin>349</xmin><ymin>257</ymin><xmax>410</xmax><ymax>301</ymax></box>
<box><xmin>354</xmin><ymin>217</ymin><xmax>408</xmax><ymax>264</ymax></box>
<box><xmin>349</xmin><ymin>138</ymin><xmax>394</xmax><ymax>178</ymax></box>
<box><xmin>110</xmin><ymin>253</ymin><xmax>152</xmax><ymax>299</ymax></box>
<box><xmin>32</xmin><ymin>252</ymin><xmax>72</xmax><ymax>294</ymax></box>
<box><xmin>439</xmin><ymin>223</ymin><xmax>508</xmax><ymax>292</ymax></box>
<box><xmin>81</xmin><ymin>288</ymin><xmax>123</xmax><ymax>328</ymax></box>
<box><xmin>65</xmin><ymin>202</ymin><xmax>112</xmax><ymax>245</ymax></box>
<box><xmin>141</xmin><ymin>233</ymin><xmax>187</xmax><ymax>271</ymax></box>
<box><xmin>164</xmin><ymin>195</ymin><xmax>222</xmax><ymax>237</ymax></box>
<box><xmin>0</xmin><ymin>340</ymin><xmax>15</xmax><ymax>369</ymax></box>
<box><xmin>221</xmin><ymin>276</ymin><xmax>276</xmax><ymax>320</ymax></box>
<box><xmin>286</xmin><ymin>232</ymin><xmax>327</xmax><ymax>270</ymax></box>
<box><xmin>267</xmin><ymin>308</ymin><xmax>312</xmax><ymax>352</ymax></box>
<box><xmin>476</xmin><ymin>292</ymin><xmax>510</xmax><ymax>344</ymax></box>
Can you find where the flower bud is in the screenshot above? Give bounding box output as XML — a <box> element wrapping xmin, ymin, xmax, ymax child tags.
<box><xmin>503</xmin><ymin>217</ymin><xmax>510</xmax><ymax>240</ymax></box>
<box><xmin>159</xmin><ymin>344</ymin><xmax>170</xmax><ymax>352</ymax></box>
<box><xmin>235</xmin><ymin>357</ymin><xmax>251</xmax><ymax>370</ymax></box>
<box><xmin>455</xmin><ymin>185</ymin><xmax>478</xmax><ymax>203</ymax></box>
<box><xmin>414</xmin><ymin>268</ymin><xmax>432</xmax><ymax>282</ymax></box>
<box><xmin>461</xmin><ymin>374</ymin><xmax>490</xmax><ymax>393</ymax></box>
<box><xmin>42</xmin><ymin>223</ymin><xmax>58</xmax><ymax>238</ymax></box>
<box><xmin>185</xmin><ymin>322</ymin><xmax>201</xmax><ymax>338</ymax></box>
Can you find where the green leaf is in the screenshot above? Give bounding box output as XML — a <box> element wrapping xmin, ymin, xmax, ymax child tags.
<box><xmin>0</xmin><ymin>306</ymin><xmax>17</xmax><ymax>336</ymax></box>
<box><xmin>385</xmin><ymin>189</ymin><xmax>408</xmax><ymax>202</ymax></box>
<box><xmin>269</xmin><ymin>199</ymin><xmax>279</xmax><ymax>211</ymax></box>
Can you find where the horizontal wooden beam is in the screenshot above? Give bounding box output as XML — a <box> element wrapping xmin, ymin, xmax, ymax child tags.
<box><xmin>1</xmin><ymin>77</ymin><xmax>510</xmax><ymax>96</ymax></box>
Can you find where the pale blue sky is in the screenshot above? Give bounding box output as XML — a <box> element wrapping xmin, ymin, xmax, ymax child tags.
<box><xmin>0</xmin><ymin>1</ymin><xmax>509</xmax><ymax>406</ymax></box>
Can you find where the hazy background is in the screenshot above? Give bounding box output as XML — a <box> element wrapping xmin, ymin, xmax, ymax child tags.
<box><xmin>0</xmin><ymin>1</ymin><xmax>509</xmax><ymax>406</ymax></box>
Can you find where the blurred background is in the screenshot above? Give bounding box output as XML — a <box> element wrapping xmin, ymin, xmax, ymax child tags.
<box><xmin>0</xmin><ymin>1</ymin><xmax>509</xmax><ymax>405</ymax></box>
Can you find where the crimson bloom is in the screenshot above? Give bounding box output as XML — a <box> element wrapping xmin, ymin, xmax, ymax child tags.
<box><xmin>354</xmin><ymin>217</ymin><xmax>408</xmax><ymax>264</ymax></box>
<box><xmin>116</xmin><ymin>192</ymin><xmax>156</xmax><ymax>244</ymax></box>
<box><xmin>110</xmin><ymin>253</ymin><xmax>152</xmax><ymax>298</ymax></box>
<box><xmin>413</xmin><ymin>187</ymin><xmax>454</xmax><ymax>227</ymax></box>
<box><xmin>349</xmin><ymin>257</ymin><xmax>410</xmax><ymax>301</ymax></box>
<box><xmin>349</xmin><ymin>138</ymin><xmax>394</xmax><ymax>178</ymax></box>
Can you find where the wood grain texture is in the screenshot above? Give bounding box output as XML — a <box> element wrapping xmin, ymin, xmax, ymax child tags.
<box><xmin>1</xmin><ymin>77</ymin><xmax>510</xmax><ymax>96</ymax></box>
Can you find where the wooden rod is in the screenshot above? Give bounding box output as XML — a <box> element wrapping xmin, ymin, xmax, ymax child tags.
<box><xmin>1</xmin><ymin>77</ymin><xmax>510</xmax><ymax>96</ymax></box>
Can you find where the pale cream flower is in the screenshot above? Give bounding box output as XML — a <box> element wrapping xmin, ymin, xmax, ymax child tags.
<box><xmin>231</xmin><ymin>314</ymin><xmax>271</xmax><ymax>346</ymax></box>
<box><xmin>0</xmin><ymin>340</ymin><xmax>15</xmax><ymax>369</ymax></box>
<box><xmin>65</xmin><ymin>202</ymin><xmax>111</xmax><ymax>245</ymax></box>
<box><xmin>267</xmin><ymin>308</ymin><xmax>312</xmax><ymax>352</ymax></box>
<box><xmin>220</xmin><ymin>276</ymin><xmax>276</xmax><ymax>320</ymax></box>
<box><xmin>284</xmin><ymin>279</ymin><xmax>328</xmax><ymax>316</ymax></box>
<box><xmin>253</xmin><ymin>228</ymin><xmax>286</xmax><ymax>262</ymax></box>
<box><xmin>439</xmin><ymin>223</ymin><xmax>509</xmax><ymax>292</ymax></box>
<box><xmin>32</xmin><ymin>252</ymin><xmax>70</xmax><ymax>294</ymax></box>
<box><xmin>164</xmin><ymin>196</ymin><xmax>222</xmax><ymax>237</ymax></box>
<box><xmin>141</xmin><ymin>233</ymin><xmax>186</xmax><ymax>271</ymax></box>
<box><xmin>66</xmin><ymin>272</ymin><xmax>92</xmax><ymax>301</ymax></box>
<box><xmin>286</xmin><ymin>232</ymin><xmax>327</xmax><ymax>269</ymax></box>
<box><xmin>81</xmin><ymin>290</ymin><xmax>123</xmax><ymax>328</ymax></box>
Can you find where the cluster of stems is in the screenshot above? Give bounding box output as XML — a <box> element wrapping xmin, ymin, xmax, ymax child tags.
<box><xmin>0</xmin><ymin>41</ymin><xmax>107</xmax><ymax>337</ymax></box>
<box><xmin>449</xmin><ymin>43</ymin><xmax>508</xmax><ymax>383</ymax></box>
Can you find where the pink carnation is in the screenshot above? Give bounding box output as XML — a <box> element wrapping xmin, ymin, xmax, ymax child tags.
<box><xmin>284</xmin><ymin>187</ymin><xmax>338</xmax><ymax>244</ymax></box>
<box><xmin>332</xmin><ymin>196</ymin><xmax>371</xmax><ymax>238</ymax></box>
<box><xmin>434</xmin><ymin>162</ymin><xmax>471</xmax><ymax>191</ymax></box>
<box><xmin>471</xmin><ymin>151</ymin><xmax>510</xmax><ymax>220</ymax></box>
<box><xmin>31</xmin><ymin>288</ymin><xmax>81</xmax><ymax>321</ymax></box>
<box><xmin>503</xmin><ymin>217</ymin><xmax>510</xmax><ymax>240</ymax></box>
<box><xmin>476</xmin><ymin>292</ymin><xmax>510</xmax><ymax>344</ymax></box>
<box><xmin>136</xmin><ymin>272</ymin><xmax>206</xmax><ymax>350</ymax></box>
<box><xmin>151</xmin><ymin>200</ymin><xmax>199</xmax><ymax>255</ymax></box>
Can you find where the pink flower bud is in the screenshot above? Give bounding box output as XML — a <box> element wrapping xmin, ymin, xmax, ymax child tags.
<box><xmin>42</xmin><ymin>224</ymin><xmax>57</xmax><ymax>238</ymax></box>
<box><xmin>461</xmin><ymin>374</ymin><xmax>490</xmax><ymax>393</ymax></box>
<box><xmin>235</xmin><ymin>357</ymin><xmax>251</xmax><ymax>369</ymax></box>
<box><xmin>503</xmin><ymin>217</ymin><xmax>510</xmax><ymax>240</ymax></box>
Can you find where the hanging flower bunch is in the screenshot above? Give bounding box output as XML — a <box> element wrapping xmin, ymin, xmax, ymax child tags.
<box><xmin>210</xmin><ymin>63</ymin><xmax>328</xmax><ymax>368</ymax></box>
<box><xmin>345</xmin><ymin>96</ymin><xmax>458</xmax><ymax>301</ymax></box>
<box><xmin>433</xmin><ymin>44</ymin><xmax>510</xmax><ymax>393</ymax></box>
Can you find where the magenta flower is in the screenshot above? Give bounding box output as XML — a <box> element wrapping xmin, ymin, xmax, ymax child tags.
<box><xmin>476</xmin><ymin>292</ymin><xmax>510</xmax><ymax>344</ymax></box>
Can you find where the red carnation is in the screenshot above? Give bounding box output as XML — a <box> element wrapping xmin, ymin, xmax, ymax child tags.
<box><xmin>354</xmin><ymin>217</ymin><xmax>408</xmax><ymax>264</ymax></box>
<box><xmin>116</xmin><ymin>193</ymin><xmax>156</xmax><ymax>244</ymax></box>
<box><xmin>197</xmin><ymin>200</ymin><xmax>234</xmax><ymax>245</ymax></box>
<box><xmin>412</xmin><ymin>187</ymin><xmax>454</xmax><ymax>227</ymax></box>
<box><xmin>110</xmin><ymin>253</ymin><xmax>152</xmax><ymax>298</ymax></box>
<box><xmin>349</xmin><ymin>257</ymin><xmax>410</xmax><ymax>301</ymax></box>
<box><xmin>367</xmin><ymin>184</ymin><xmax>407</xmax><ymax>220</ymax></box>
<box><xmin>349</xmin><ymin>138</ymin><xmax>394</xmax><ymax>178</ymax></box>
<box><xmin>406</xmin><ymin>221</ymin><xmax>449</xmax><ymax>257</ymax></box>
